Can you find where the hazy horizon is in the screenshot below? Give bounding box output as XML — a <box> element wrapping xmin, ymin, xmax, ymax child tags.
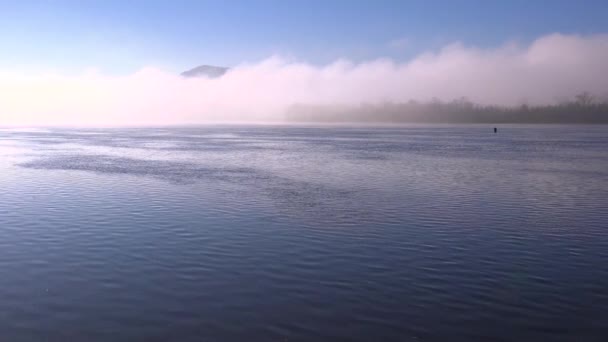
<box><xmin>1</xmin><ymin>33</ymin><xmax>608</xmax><ymax>126</ymax></box>
<box><xmin>2</xmin><ymin>1</ymin><xmax>608</xmax><ymax>126</ymax></box>
<box><xmin>3</xmin><ymin>2</ymin><xmax>608</xmax><ymax>341</ymax></box>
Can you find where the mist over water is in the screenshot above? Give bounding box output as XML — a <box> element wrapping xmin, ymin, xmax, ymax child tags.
<box><xmin>2</xmin><ymin>33</ymin><xmax>608</xmax><ymax>126</ymax></box>
<box><xmin>2</xmin><ymin>0</ymin><xmax>608</xmax><ymax>340</ymax></box>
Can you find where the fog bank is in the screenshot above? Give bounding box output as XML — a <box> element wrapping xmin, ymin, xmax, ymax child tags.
<box><xmin>2</xmin><ymin>33</ymin><xmax>608</xmax><ymax>126</ymax></box>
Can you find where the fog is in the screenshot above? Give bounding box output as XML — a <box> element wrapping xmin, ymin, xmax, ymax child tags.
<box><xmin>2</xmin><ymin>33</ymin><xmax>608</xmax><ymax>126</ymax></box>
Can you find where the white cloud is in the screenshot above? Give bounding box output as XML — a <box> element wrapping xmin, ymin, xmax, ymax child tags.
<box><xmin>1</xmin><ymin>33</ymin><xmax>608</xmax><ymax>126</ymax></box>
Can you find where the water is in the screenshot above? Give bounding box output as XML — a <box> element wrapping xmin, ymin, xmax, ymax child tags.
<box><xmin>1</xmin><ymin>125</ymin><xmax>607</xmax><ymax>341</ymax></box>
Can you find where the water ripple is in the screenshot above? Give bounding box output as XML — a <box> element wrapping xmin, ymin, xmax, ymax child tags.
<box><xmin>1</xmin><ymin>125</ymin><xmax>607</xmax><ymax>341</ymax></box>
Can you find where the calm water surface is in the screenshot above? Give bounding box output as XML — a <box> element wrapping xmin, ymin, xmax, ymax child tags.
<box><xmin>0</xmin><ymin>125</ymin><xmax>607</xmax><ymax>341</ymax></box>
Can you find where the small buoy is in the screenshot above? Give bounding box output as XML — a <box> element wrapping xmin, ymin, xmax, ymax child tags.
<box><xmin>494</xmin><ymin>127</ymin><xmax>497</xmax><ymax>133</ymax></box>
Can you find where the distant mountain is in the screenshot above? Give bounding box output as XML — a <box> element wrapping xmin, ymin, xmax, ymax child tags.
<box><xmin>180</xmin><ymin>65</ymin><xmax>229</xmax><ymax>78</ymax></box>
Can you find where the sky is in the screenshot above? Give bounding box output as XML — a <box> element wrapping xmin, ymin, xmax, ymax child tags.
<box><xmin>2</xmin><ymin>0</ymin><xmax>608</xmax><ymax>73</ymax></box>
<box><xmin>1</xmin><ymin>0</ymin><xmax>608</xmax><ymax>125</ymax></box>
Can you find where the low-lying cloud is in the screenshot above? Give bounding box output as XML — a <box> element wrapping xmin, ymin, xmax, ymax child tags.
<box><xmin>2</xmin><ymin>33</ymin><xmax>608</xmax><ymax>126</ymax></box>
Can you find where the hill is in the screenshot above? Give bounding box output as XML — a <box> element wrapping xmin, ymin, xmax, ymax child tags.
<box><xmin>180</xmin><ymin>65</ymin><xmax>228</xmax><ymax>78</ymax></box>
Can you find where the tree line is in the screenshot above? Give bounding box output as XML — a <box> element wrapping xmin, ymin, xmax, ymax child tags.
<box><xmin>285</xmin><ymin>92</ymin><xmax>608</xmax><ymax>124</ymax></box>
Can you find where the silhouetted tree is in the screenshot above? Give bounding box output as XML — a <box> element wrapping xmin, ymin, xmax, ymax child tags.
<box><xmin>285</xmin><ymin>91</ymin><xmax>608</xmax><ymax>124</ymax></box>
<box><xmin>575</xmin><ymin>91</ymin><xmax>594</xmax><ymax>106</ymax></box>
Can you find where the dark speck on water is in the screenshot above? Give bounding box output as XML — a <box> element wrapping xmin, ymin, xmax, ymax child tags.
<box><xmin>1</xmin><ymin>125</ymin><xmax>607</xmax><ymax>341</ymax></box>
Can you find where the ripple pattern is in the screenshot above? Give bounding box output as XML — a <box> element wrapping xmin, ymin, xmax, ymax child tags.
<box><xmin>0</xmin><ymin>125</ymin><xmax>607</xmax><ymax>341</ymax></box>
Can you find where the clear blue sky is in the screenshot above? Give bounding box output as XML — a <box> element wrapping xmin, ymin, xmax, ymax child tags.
<box><xmin>1</xmin><ymin>0</ymin><xmax>607</xmax><ymax>73</ymax></box>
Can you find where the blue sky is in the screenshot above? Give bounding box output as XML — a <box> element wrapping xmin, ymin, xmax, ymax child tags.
<box><xmin>1</xmin><ymin>0</ymin><xmax>607</xmax><ymax>73</ymax></box>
